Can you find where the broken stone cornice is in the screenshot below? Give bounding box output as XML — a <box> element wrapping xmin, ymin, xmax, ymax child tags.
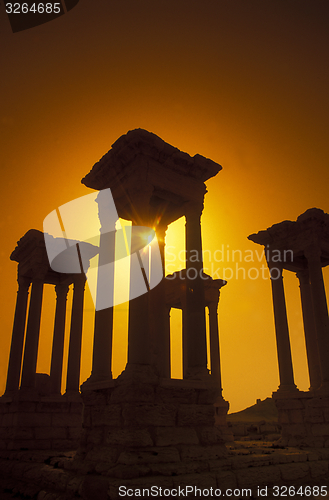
<box><xmin>248</xmin><ymin>208</ymin><xmax>329</xmax><ymax>248</ymax></box>
<box><xmin>82</xmin><ymin>128</ymin><xmax>222</xmax><ymax>190</ymax></box>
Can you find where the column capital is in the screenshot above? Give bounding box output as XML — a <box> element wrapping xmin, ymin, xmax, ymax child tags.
<box><xmin>55</xmin><ymin>283</ymin><xmax>70</xmax><ymax>299</ymax></box>
<box><xmin>184</xmin><ymin>199</ymin><xmax>204</xmax><ymax>221</ymax></box>
<box><xmin>208</xmin><ymin>301</ymin><xmax>219</xmax><ymax>314</ymax></box>
<box><xmin>17</xmin><ymin>275</ymin><xmax>31</xmax><ymax>291</ymax></box>
<box><xmin>296</xmin><ymin>269</ymin><xmax>310</xmax><ymax>286</ymax></box>
<box><xmin>304</xmin><ymin>244</ymin><xmax>322</xmax><ymax>263</ymax></box>
<box><xmin>268</xmin><ymin>265</ymin><xmax>283</xmax><ymax>281</ymax></box>
<box><xmin>73</xmin><ymin>274</ymin><xmax>86</xmax><ymax>290</ymax></box>
<box><xmin>156</xmin><ymin>223</ymin><xmax>168</xmax><ymax>239</ymax></box>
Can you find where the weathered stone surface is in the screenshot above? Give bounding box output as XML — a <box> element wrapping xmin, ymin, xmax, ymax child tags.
<box><xmin>8</xmin><ymin>439</ymin><xmax>52</xmax><ymax>450</ymax></box>
<box><xmin>84</xmin><ymin>446</ymin><xmax>118</xmax><ymax>465</ymax></box>
<box><xmin>307</xmin><ymin>397</ymin><xmax>329</xmax><ymax>408</ymax></box>
<box><xmin>278</xmin><ymin>410</ymin><xmax>290</xmax><ymax>424</ymax></box>
<box><xmin>279</xmin><ymin>463</ymin><xmax>310</xmax><ymax>481</ymax></box>
<box><xmin>0</xmin><ymin>413</ymin><xmax>14</xmax><ymax>427</ymax></box>
<box><xmin>177</xmin><ymin>404</ymin><xmax>215</xmax><ymax>426</ymax></box>
<box><xmin>231</xmin><ymin>454</ymin><xmax>271</xmax><ymax>470</ymax></box>
<box><xmin>81</xmin><ymin>390</ymin><xmax>107</xmax><ymax>407</ymax></box>
<box><xmin>70</xmin><ymin>402</ymin><xmax>83</xmax><ymax>413</ymax></box>
<box><xmin>66</xmin><ymin>476</ymin><xmax>84</xmax><ymax>496</ymax></box>
<box><xmin>52</xmin><ymin>413</ymin><xmax>81</xmax><ymax>428</ymax></box>
<box><xmin>198</xmin><ymin>388</ymin><xmax>221</xmax><ymax>404</ymax></box>
<box><xmin>90</xmin><ymin>404</ymin><xmax>121</xmax><ymax>427</ymax></box>
<box><xmin>312</xmin><ymin>423</ymin><xmax>329</xmax><ymax>436</ymax></box>
<box><xmin>155</xmin><ymin>426</ymin><xmax>199</xmax><ymax>446</ymax></box>
<box><xmin>40</xmin><ymin>465</ymin><xmax>71</xmax><ymax>491</ymax></box>
<box><xmin>149</xmin><ymin>460</ymin><xmax>208</xmax><ymax>476</ymax></box>
<box><xmin>36</xmin><ymin>402</ymin><xmax>71</xmax><ymax>413</ymax></box>
<box><xmin>35</xmin><ymin>427</ymin><xmax>67</xmax><ymax>440</ymax></box>
<box><xmin>106</xmin><ymin>464</ymin><xmax>150</xmax><ymax>479</ymax></box>
<box><xmin>68</xmin><ymin>426</ymin><xmax>82</xmax><ymax>440</ymax></box>
<box><xmin>180</xmin><ymin>444</ymin><xmax>226</xmax><ymax>461</ymax></box>
<box><xmin>276</xmin><ymin>399</ymin><xmax>305</xmax><ymax>410</ymax></box>
<box><xmin>82</xmin><ymin>407</ymin><xmax>91</xmax><ymax>428</ymax></box>
<box><xmin>11</xmin><ymin>427</ymin><xmax>34</xmax><ymax>440</ymax></box>
<box><xmin>283</xmin><ymin>423</ymin><xmax>307</xmax><ymax>437</ymax></box>
<box><xmin>122</xmin><ymin>403</ymin><xmax>176</xmax><ymax>427</ymax></box>
<box><xmin>237</xmin><ymin>465</ymin><xmax>281</xmax><ymax>488</ymax></box>
<box><xmin>304</xmin><ymin>407</ymin><xmax>324</xmax><ymax>423</ymax></box>
<box><xmin>199</xmin><ymin>426</ymin><xmax>225</xmax><ymax>445</ymax></box>
<box><xmin>216</xmin><ymin>471</ymin><xmax>238</xmax><ymax>490</ymax></box>
<box><xmin>79</xmin><ymin>475</ymin><xmax>109</xmax><ymax>500</ymax></box>
<box><xmin>86</xmin><ymin>428</ymin><xmax>104</xmax><ymax>445</ymax></box>
<box><xmin>155</xmin><ymin>386</ymin><xmax>197</xmax><ymax>404</ymax></box>
<box><xmin>52</xmin><ymin>439</ymin><xmax>77</xmax><ymax>450</ymax></box>
<box><xmin>106</xmin><ymin>428</ymin><xmax>153</xmax><ymax>447</ymax></box>
<box><xmin>289</xmin><ymin>409</ymin><xmax>304</xmax><ymax>424</ymax></box>
<box><xmin>309</xmin><ymin>460</ymin><xmax>328</xmax><ymax>478</ymax></box>
<box><xmin>171</xmin><ymin>471</ymin><xmax>217</xmax><ymax>491</ymax></box>
<box><xmin>118</xmin><ymin>447</ymin><xmax>180</xmax><ymax>465</ymax></box>
<box><xmin>110</xmin><ymin>383</ymin><xmax>155</xmax><ymax>403</ymax></box>
<box><xmin>16</xmin><ymin>413</ymin><xmax>51</xmax><ymax>427</ymax></box>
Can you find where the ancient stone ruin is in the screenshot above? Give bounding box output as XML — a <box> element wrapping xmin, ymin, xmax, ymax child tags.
<box><xmin>0</xmin><ymin>129</ymin><xmax>232</xmax><ymax>492</ymax></box>
<box><xmin>249</xmin><ymin>208</ymin><xmax>329</xmax><ymax>447</ymax></box>
<box><xmin>2</xmin><ymin>131</ymin><xmax>329</xmax><ymax>498</ymax></box>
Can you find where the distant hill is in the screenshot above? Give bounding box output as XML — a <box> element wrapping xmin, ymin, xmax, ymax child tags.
<box><xmin>227</xmin><ymin>397</ymin><xmax>278</xmax><ymax>423</ymax></box>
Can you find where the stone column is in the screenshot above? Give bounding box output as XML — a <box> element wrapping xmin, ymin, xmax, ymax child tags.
<box><xmin>20</xmin><ymin>279</ymin><xmax>44</xmax><ymax>391</ymax></box>
<box><xmin>268</xmin><ymin>264</ymin><xmax>297</xmax><ymax>392</ymax></box>
<box><xmin>304</xmin><ymin>245</ymin><xmax>329</xmax><ymax>386</ymax></box>
<box><xmin>149</xmin><ymin>224</ymin><xmax>170</xmax><ymax>378</ymax></box>
<box><xmin>127</xmin><ymin>268</ymin><xmax>151</xmax><ymax>366</ymax></box>
<box><xmin>128</xmin><ymin>221</ymin><xmax>152</xmax><ymax>368</ymax></box>
<box><xmin>208</xmin><ymin>302</ymin><xmax>223</xmax><ymax>391</ymax></box>
<box><xmin>5</xmin><ymin>276</ymin><xmax>31</xmax><ymax>394</ymax></box>
<box><xmin>181</xmin><ymin>291</ymin><xmax>188</xmax><ymax>379</ymax></box>
<box><xmin>127</xmin><ymin>189</ymin><xmax>153</xmax><ymax>369</ymax></box>
<box><xmin>66</xmin><ymin>274</ymin><xmax>85</xmax><ymax>393</ymax></box>
<box><xmin>185</xmin><ymin>202</ymin><xmax>208</xmax><ymax>378</ymax></box>
<box><xmin>296</xmin><ymin>269</ymin><xmax>322</xmax><ymax>391</ymax></box>
<box><xmin>50</xmin><ymin>283</ymin><xmax>69</xmax><ymax>395</ymax></box>
<box><xmin>91</xmin><ymin>229</ymin><xmax>116</xmax><ymax>381</ymax></box>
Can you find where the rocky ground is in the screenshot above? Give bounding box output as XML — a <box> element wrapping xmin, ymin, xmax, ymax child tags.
<box><xmin>0</xmin><ymin>441</ymin><xmax>329</xmax><ymax>499</ymax></box>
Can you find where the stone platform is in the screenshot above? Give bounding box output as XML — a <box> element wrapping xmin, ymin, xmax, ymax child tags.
<box><xmin>75</xmin><ymin>366</ymin><xmax>231</xmax><ymax>481</ymax></box>
<box><xmin>274</xmin><ymin>391</ymin><xmax>329</xmax><ymax>448</ymax></box>
<box><xmin>0</xmin><ymin>393</ymin><xmax>82</xmax><ymax>452</ymax></box>
<box><xmin>1</xmin><ymin>442</ymin><xmax>329</xmax><ymax>499</ymax></box>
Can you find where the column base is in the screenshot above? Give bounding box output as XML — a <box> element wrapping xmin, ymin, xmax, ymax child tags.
<box><xmin>184</xmin><ymin>366</ymin><xmax>210</xmax><ymax>382</ymax></box>
<box><xmin>273</xmin><ymin>384</ymin><xmax>300</xmax><ymax>398</ymax></box>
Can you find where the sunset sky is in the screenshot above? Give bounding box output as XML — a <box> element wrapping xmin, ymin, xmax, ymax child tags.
<box><xmin>1</xmin><ymin>0</ymin><xmax>329</xmax><ymax>412</ymax></box>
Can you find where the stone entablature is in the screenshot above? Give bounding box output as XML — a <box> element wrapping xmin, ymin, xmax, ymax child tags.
<box><xmin>248</xmin><ymin>208</ymin><xmax>329</xmax><ymax>272</ymax></box>
<box><xmin>82</xmin><ymin>128</ymin><xmax>222</xmax><ymax>225</ymax></box>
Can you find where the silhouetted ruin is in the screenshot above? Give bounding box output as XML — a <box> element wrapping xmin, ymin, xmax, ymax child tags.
<box><xmin>249</xmin><ymin>208</ymin><xmax>329</xmax><ymax>447</ymax></box>
<box><xmin>2</xmin><ymin>131</ymin><xmax>329</xmax><ymax>498</ymax></box>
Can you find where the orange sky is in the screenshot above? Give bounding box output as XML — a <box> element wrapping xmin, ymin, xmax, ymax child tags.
<box><xmin>0</xmin><ymin>0</ymin><xmax>329</xmax><ymax>412</ymax></box>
